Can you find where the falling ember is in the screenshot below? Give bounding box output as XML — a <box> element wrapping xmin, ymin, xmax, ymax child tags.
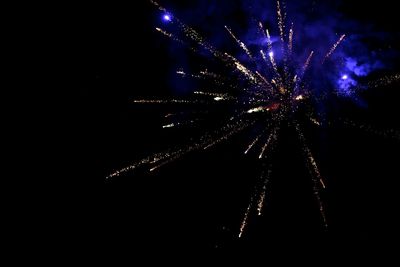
<box><xmin>288</xmin><ymin>23</ymin><xmax>294</xmax><ymax>55</ymax></box>
<box><xmin>155</xmin><ymin>28</ymin><xmax>188</xmax><ymax>46</ymax></box>
<box><xmin>295</xmin><ymin>123</ymin><xmax>328</xmax><ymax>227</ymax></box>
<box><xmin>133</xmin><ymin>99</ymin><xmax>198</xmax><ymax>104</ymax></box>
<box><xmin>257</xmin><ymin>191</ymin><xmax>266</xmax><ymax>215</ymax></box>
<box><xmin>320</xmin><ymin>179</ymin><xmax>326</xmax><ymax>189</ymax></box>
<box><xmin>268</xmin><ymin>51</ymin><xmax>280</xmax><ymax>77</ymax></box>
<box><xmin>259</xmin><ymin>129</ymin><xmax>276</xmax><ymax>159</ymax></box>
<box><xmin>247</xmin><ymin>106</ymin><xmax>270</xmax><ymax>114</ymax></box>
<box><xmin>238</xmin><ymin>203</ymin><xmax>252</xmax><ymax>238</ymax></box>
<box><xmin>266</xmin><ymin>29</ymin><xmax>273</xmax><ymax>46</ymax></box>
<box><xmin>203</xmin><ymin>120</ymin><xmax>255</xmax><ymax>150</ymax></box>
<box><xmin>323</xmin><ymin>34</ymin><xmax>346</xmax><ymax>63</ymax></box>
<box><xmin>225</xmin><ymin>25</ymin><xmax>254</xmax><ymax>60</ymax></box>
<box><xmin>257</xmin><ymin>169</ymin><xmax>272</xmax><ymax>216</ymax></box>
<box><xmin>260</xmin><ymin>50</ymin><xmax>267</xmax><ymax>62</ymax></box>
<box><xmin>163</xmin><ymin>123</ymin><xmax>175</xmax><ymax>128</ymax></box>
<box><xmin>277</xmin><ymin>0</ymin><xmax>286</xmax><ymax>45</ymax></box>
<box><xmin>310</xmin><ymin>118</ymin><xmax>321</xmax><ymax>126</ymax></box>
<box><xmin>194</xmin><ymin>91</ymin><xmax>229</xmax><ymax>98</ymax></box>
<box><xmin>256</xmin><ymin>71</ymin><xmax>273</xmax><ymax>89</ymax></box>
<box><xmin>244</xmin><ymin>133</ymin><xmax>263</xmax><ymax>154</ymax></box>
<box><xmin>156</xmin><ymin>27</ymin><xmax>172</xmax><ymax>37</ymax></box>
<box><xmin>303</xmin><ymin>51</ymin><xmax>314</xmax><ymax>73</ymax></box>
<box><xmin>366</xmin><ymin>73</ymin><xmax>400</xmax><ymax>89</ymax></box>
<box><xmin>337</xmin><ymin>118</ymin><xmax>400</xmax><ymax>141</ymax></box>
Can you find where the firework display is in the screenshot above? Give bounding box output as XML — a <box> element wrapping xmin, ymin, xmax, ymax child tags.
<box><xmin>107</xmin><ymin>0</ymin><xmax>399</xmax><ymax>238</ymax></box>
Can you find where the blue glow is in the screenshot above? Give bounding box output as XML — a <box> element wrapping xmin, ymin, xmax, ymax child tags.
<box><xmin>345</xmin><ymin>57</ymin><xmax>383</xmax><ymax>77</ymax></box>
<box><xmin>163</xmin><ymin>14</ymin><xmax>172</xmax><ymax>22</ymax></box>
<box><xmin>338</xmin><ymin>75</ymin><xmax>357</xmax><ymax>96</ymax></box>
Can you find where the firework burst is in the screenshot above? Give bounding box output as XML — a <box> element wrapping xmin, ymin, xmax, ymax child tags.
<box><xmin>107</xmin><ymin>0</ymin><xmax>400</xmax><ymax>238</ymax></box>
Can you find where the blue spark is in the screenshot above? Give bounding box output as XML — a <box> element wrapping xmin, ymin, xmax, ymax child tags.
<box><xmin>338</xmin><ymin>75</ymin><xmax>357</xmax><ymax>96</ymax></box>
<box><xmin>163</xmin><ymin>14</ymin><xmax>172</xmax><ymax>22</ymax></box>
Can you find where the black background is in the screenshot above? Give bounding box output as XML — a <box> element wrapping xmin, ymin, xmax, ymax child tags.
<box><xmin>49</xmin><ymin>0</ymin><xmax>400</xmax><ymax>261</ymax></box>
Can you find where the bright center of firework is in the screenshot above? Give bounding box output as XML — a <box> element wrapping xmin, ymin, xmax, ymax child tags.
<box><xmin>269</xmin><ymin>51</ymin><xmax>274</xmax><ymax>57</ymax></box>
<box><xmin>163</xmin><ymin>14</ymin><xmax>171</xmax><ymax>21</ymax></box>
<box><xmin>342</xmin><ymin>74</ymin><xmax>348</xmax><ymax>80</ymax></box>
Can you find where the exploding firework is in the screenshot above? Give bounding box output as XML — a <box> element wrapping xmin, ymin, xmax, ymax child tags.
<box><xmin>107</xmin><ymin>0</ymin><xmax>400</xmax><ymax>238</ymax></box>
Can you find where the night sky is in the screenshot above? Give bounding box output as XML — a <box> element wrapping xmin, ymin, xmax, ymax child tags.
<box><xmin>62</xmin><ymin>0</ymin><xmax>400</xmax><ymax>261</ymax></box>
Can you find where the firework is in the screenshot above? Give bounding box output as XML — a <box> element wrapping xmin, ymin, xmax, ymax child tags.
<box><xmin>108</xmin><ymin>0</ymin><xmax>400</xmax><ymax>239</ymax></box>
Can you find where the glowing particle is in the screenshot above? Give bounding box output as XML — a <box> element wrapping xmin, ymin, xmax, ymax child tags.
<box><xmin>163</xmin><ymin>14</ymin><xmax>171</xmax><ymax>21</ymax></box>
<box><xmin>310</xmin><ymin>118</ymin><xmax>321</xmax><ymax>126</ymax></box>
<box><xmin>247</xmin><ymin>106</ymin><xmax>268</xmax><ymax>114</ymax></box>
<box><xmin>163</xmin><ymin>123</ymin><xmax>175</xmax><ymax>128</ymax></box>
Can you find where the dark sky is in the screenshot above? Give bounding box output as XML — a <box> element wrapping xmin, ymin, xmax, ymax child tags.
<box><xmin>60</xmin><ymin>0</ymin><xmax>400</xmax><ymax>261</ymax></box>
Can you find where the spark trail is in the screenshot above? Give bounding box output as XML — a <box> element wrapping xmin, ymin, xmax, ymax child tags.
<box><xmin>323</xmin><ymin>34</ymin><xmax>346</xmax><ymax>63</ymax></box>
<box><xmin>225</xmin><ymin>25</ymin><xmax>254</xmax><ymax>60</ymax></box>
